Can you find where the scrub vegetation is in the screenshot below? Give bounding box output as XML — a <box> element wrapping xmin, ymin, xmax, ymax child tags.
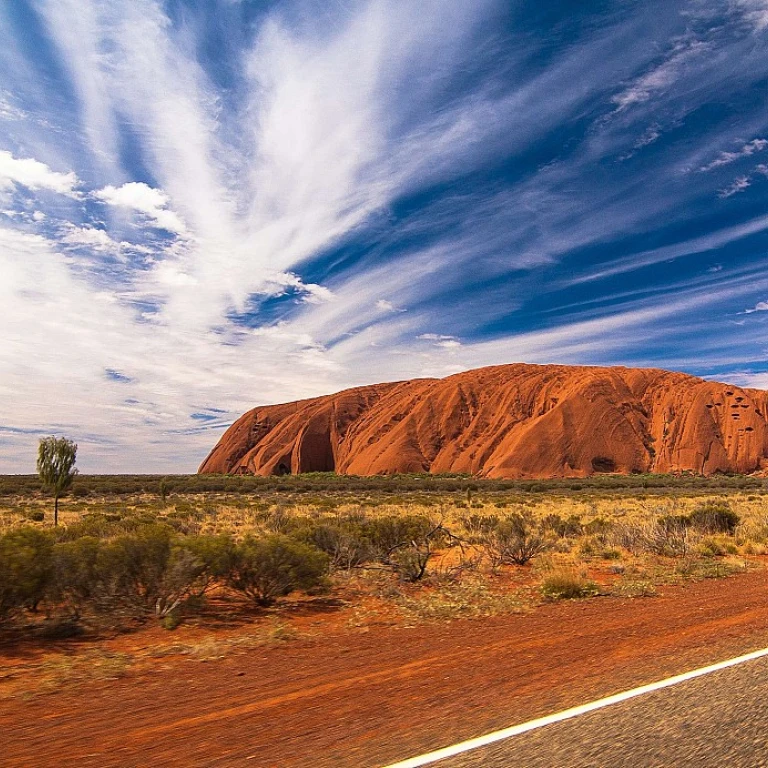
<box><xmin>0</xmin><ymin>472</ymin><xmax>765</xmax><ymax>644</ymax></box>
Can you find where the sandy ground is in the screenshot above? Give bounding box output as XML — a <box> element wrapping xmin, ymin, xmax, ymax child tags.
<box><xmin>2</xmin><ymin>568</ymin><xmax>768</xmax><ymax>767</ymax></box>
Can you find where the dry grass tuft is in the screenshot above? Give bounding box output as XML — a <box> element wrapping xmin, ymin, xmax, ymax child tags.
<box><xmin>540</xmin><ymin>569</ymin><xmax>599</xmax><ymax>600</ymax></box>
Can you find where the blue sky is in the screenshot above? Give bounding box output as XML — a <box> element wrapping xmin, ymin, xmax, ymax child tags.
<box><xmin>2</xmin><ymin>0</ymin><xmax>768</xmax><ymax>472</ymax></box>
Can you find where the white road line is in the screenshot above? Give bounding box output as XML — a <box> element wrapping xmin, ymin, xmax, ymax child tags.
<box><xmin>381</xmin><ymin>645</ymin><xmax>768</xmax><ymax>768</ymax></box>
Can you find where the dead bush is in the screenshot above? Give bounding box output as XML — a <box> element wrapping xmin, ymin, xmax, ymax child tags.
<box><xmin>541</xmin><ymin>513</ymin><xmax>583</xmax><ymax>538</ymax></box>
<box><xmin>643</xmin><ymin>516</ymin><xmax>694</xmax><ymax>557</ymax></box>
<box><xmin>482</xmin><ymin>513</ymin><xmax>548</xmax><ymax>567</ymax></box>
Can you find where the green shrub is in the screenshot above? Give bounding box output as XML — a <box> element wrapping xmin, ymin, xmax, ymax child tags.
<box><xmin>0</xmin><ymin>527</ymin><xmax>54</xmax><ymax>618</ymax></box>
<box><xmin>93</xmin><ymin>526</ymin><xmax>225</xmax><ymax>617</ymax></box>
<box><xmin>151</xmin><ymin>546</ymin><xmax>208</xmax><ymax>617</ymax></box>
<box><xmin>50</xmin><ymin>536</ymin><xmax>101</xmax><ymax>618</ymax></box>
<box><xmin>460</xmin><ymin>513</ymin><xmax>500</xmax><ymax>537</ymax></box>
<box><xmin>688</xmin><ymin>502</ymin><xmax>740</xmax><ymax>535</ymax></box>
<box><xmin>578</xmin><ymin>535</ymin><xmax>601</xmax><ymax>558</ymax></box>
<box><xmin>359</xmin><ymin>515</ymin><xmax>436</xmax><ymax>562</ymax></box>
<box><xmin>57</xmin><ymin>512</ymin><xmax>134</xmax><ymax>541</ymax></box>
<box><xmin>228</xmin><ymin>535</ymin><xmax>329</xmax><ymax>606</ymax></box>
<box><xmin>698</xmin><ymin>537</ymin><xmax>726</xmax><ymax>558</ymax></box>
<box><xmin>89</xmin><ymin>523</ymin><xmax>200</xmax><ymax>618</ymax></box>
<box><xmin>391</xmin><ymin>546</ymin><xmax>431</xmax><ymax>582</ymax></box>
<box><xmin>173</xmin><ymin>534</ymin><xmax>235</xmax><ymax>596</ymax></box>
<box><xmin>161</xmin><ymin>610</ymin><xmax>183</xmax><ymax>630</ymax></box>
<box><xmin>25</xmin><ymin>510</ymin><xmax>45</xmax><ymax>523</ymax></box>
<box><xmin>584</xmin><ymin>517</ymin><xmax>612</xmax><ymax>542</ymax></box>
<box><xmin>50</xmin><ymin>530</ymin><xmax>233</xmax><ymax>621</ymax></box>
<box><xmin>299</xmin><ymin>521</ymin><xmax>372</xmax><ymax>569</ymax></box>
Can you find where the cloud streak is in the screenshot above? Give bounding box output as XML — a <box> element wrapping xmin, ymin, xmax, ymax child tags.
<box><xmin>700</xmin><ymin>138</ymin><xmax>768</xmax><ymax>171</ymax></box>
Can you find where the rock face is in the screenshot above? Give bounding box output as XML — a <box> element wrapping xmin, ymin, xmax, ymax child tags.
<box><xmin>199</xmin><ymin>364</ymin><xmax>768</xmax><ymax>478</ymax></box>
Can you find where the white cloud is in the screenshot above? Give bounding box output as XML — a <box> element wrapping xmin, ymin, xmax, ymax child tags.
<box><xmin>718</xmin><ymin>176</ymin><xmax>751</xmax><ymax>198</ymax></box>
<box><xmin>0</xmin><ymin>225</ymin><xmax>345</xmax><ymax>472</ymax></box>
<box><xmin>152</xmin><ymin>262</ymin><xmax>198</xmax><ymax>287</ymax></box>
<box><xmin>256</xmin><ymin>272</ymin><xmax>335</xmax><ymax>304</ymax></box>
<box><xmin>61</xmin><ymin>224</ymin><xmax>121</xmax><ymax>252</ymax></box>
<box><xmin>612</xmin><ymin>40</ymin><xmax>707</xmax><ymax>112</ymax></box>
<box><xmin>0</xmin><ymin>150</ymin><xmax>79</xmax><ymax>196</ymax></box>
<box><xmin>634</xmin><ymin>125</ymin><xmax>662</xmax><ymax>150</ymax></box>
<box><xmin>95</xmin><ymin>182</ymin><xmax>187</xmax><ymax>234</ymax></box>
<box><xmin>376</xmin><ymin>299</ymin><xmax>407</xmax><ymax>313</ymax></box>
<box><xmin>731</xmin><ymin>0</ymin><xmax>768</xmax><ymax>30</ymax></box>
<box><xmin>0</xmin><ymin>93</ymin><xmax>25</xmax><ymax>121</ymax></box>
<box><xmin>700</xmin><ymin>138</ymin><xmax>768</xmax><ymax>171</ymax></box>
<box><xmin>726</xmin><ymin>372</ymin><xmax>768</xmax><ymax>389</ymax></box>
<box><xmin>418</xmin><ymin>333</ymin><xmax>461</xmax><ymax>349</ymax></box>
<box><xmin>565</xmin><ymin>213</ymin><xmax>768</xmax><ymax>285</ymax></box>
<box><xmin>299</xmin><ymin>283</ymin><xmax>335</xmax><ymax>304</ymax></box>
<box><xmin>744</xmin><ymin>301</ymin><xmax>768</xmax><ymax>313</ymax></box>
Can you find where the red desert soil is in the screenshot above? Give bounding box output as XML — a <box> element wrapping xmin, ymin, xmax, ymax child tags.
<box><xmin>3</xmin><ymin>569</ymin><xmax>768</xmax><ymax>768</ymax></box>
<box><xmin>199</xmin><ymin>363</ymin><xmax>768</xmax><ymax>479</ymax></box>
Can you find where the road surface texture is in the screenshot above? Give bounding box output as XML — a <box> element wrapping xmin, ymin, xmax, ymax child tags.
<box><xmin>435</xmin><ymin>654</ymin><xmax>768</xmax><ymax>767</ymax></box>
<box><xmin>2</xmin><ymin>568</ymin><xmax>768</xmax><ymax>767</ymax></box>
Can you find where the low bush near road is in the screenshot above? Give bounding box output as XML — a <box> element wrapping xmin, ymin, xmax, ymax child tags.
<box><xmin>482</xmin><ymin>513</ymin><xmax>548</xmax><ymax>567</ymax></box>
<box><xmin>0</xmin><ymin>527</ymin><xmax>53</xmax><ymax>620</ymax></box>
<box><xmin>540</xmin><ymin>569</ymin><xmax>599</xmax><ymax>600</ymax></box>
<box><xmin>228</xmin><ymin>535</ymin><xmax>329</xmax><ymax>606</ymax></box>
<box><xmin>0</xmin><ymin>523</ymin><xmax>330</xmax><ymax>631</ymax></box>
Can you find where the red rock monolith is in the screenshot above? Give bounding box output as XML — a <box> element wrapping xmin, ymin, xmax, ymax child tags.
<box><xmin>199</xmin><ymin>364</ymin><xmax>768</xmax><ymax>478</ymax></box>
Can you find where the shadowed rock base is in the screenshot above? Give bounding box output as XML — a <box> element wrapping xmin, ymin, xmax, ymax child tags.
<box><xmin>199</xmin><ymin>364</ymin><xmax>768</xmax><ymax>479</ymax></box>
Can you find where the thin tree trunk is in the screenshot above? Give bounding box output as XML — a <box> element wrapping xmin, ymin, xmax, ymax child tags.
<box><xmin>54</xmin><ymin>495</ymin><xmax>59</xmax><ymax>527</ymax></box>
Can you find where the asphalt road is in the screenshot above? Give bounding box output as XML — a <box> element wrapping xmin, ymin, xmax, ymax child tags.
<box><xmin>418</xmin><ymin>654</ymin><xmax>768</xmax><ymax>768</ymax></box>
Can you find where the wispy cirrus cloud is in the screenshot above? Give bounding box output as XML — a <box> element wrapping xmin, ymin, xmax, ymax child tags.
<box><xmin>719</xmin><ymin>175</ymin><xmax>752</xmax><ymax>197</ymax></box>
<box><xmin>700</xmin><ymin>138</ymin><xmax>768</xmax><ymax>171</ymax></box>
<box><xmin>731</xmin><ymin>0</ymin><xmax>768</xmax><ymax>30</ymax></box>
<box><xmin>611</xmin><ymin>38</ymin><xmax>709</xmax><ymax>112</ymax></box>
<box><xmin>2</xmin><ymin>0</ymin><xmax>768</xmax><ymax>472</ymax></box>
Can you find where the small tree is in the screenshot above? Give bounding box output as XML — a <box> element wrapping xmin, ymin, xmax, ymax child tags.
<box><xmin>37</xmin><ymin>436</ymin><xmax>78</xmax><ymax>526</ymax></box>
